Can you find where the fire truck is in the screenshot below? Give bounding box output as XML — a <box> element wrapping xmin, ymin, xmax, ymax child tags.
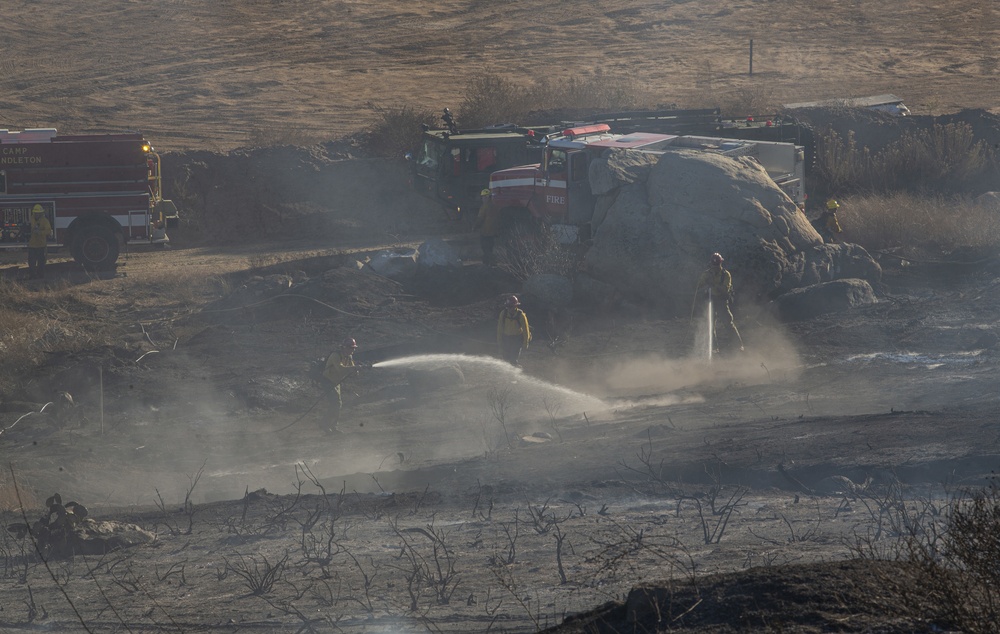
<box><xmin>408</xmin><ymin>108</ymin><xmax>738</xmax><ymax>220</ymax></box>
<box><xmin>487</xmin><ymin>123</ymin><xmax>805</xmax><ymax>240</ymax></box>
<box><xmin>0</xmin><ymin>128</ymin><xmax>179</xmax><ymax>270</ymax></box>
<box><xmin>409</xmin><ymin>123</ymin><xmax>554</xmax><ymax>219</ymax></box>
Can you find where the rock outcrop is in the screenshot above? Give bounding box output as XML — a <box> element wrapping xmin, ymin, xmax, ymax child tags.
<box><xmin>582</xmin><ymin>148</ymin><xmax>881</xmax><ymax>314</ymax></box>
<box><xmin>770</xmin><ymin>279</ymin><xmax>878</xmax><ymax>321</ymax></box>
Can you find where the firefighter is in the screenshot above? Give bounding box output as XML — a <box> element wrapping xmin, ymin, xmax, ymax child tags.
<box><xmin>26</xmin><ymin>204</ymin><xmax>52</xmax><ymax>280</ymax></box>
<box><xmin>474</xmin><ymin>188</ymin><xmax>501</xmax><ymax>266</ymax></box>
<box><xmin>692</xmin><ymin>253</ymin><xmax>744</xmax><ymax>353</ymax></box>
<box><xmin>818</xmin><ymin>199</ymin><xmax>844</xmax><ymax>243</ymax></box>
<box><xmin>497</xmin><ymin>295</ymin><xmax>531</xmax><ymax>366</ymax></box>
<box><xmin>321</xmin><ymin>336</ymin><xmax>360</xmax><ymax>434</ymax></box>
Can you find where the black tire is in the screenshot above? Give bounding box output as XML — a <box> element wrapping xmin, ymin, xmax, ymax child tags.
<box><xmin>72</xmin><ymin>225</ymin><xmax>120</xmax><ymax>270</ymax></box>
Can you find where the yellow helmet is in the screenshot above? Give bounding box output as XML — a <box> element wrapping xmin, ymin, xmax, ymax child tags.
<box><xmin>826</xmin><ymin>199</ymin><xmax>840</xmax><ymax>210</ymax></box>
<box><xmin>480</xmin><ymin>188</ymin><xmax>491</xmax><ymax>196</ymax></box>
<box><xmin>31</xmin><ymin>204</ymin><xmax>45</xmax><ymax>214</ymax></box>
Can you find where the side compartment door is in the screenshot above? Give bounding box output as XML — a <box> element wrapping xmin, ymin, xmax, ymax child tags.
<box><xmin>128</xmin><ymin>210</ymin><xmax>149</xmax><ymax>241</ymax></box>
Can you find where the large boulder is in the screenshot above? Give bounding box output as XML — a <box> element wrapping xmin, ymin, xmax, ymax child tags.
<box><xmin>770</xmin><ymin>278</ymin><xmax>877</xmax><ymax>321</ymax></box>
<box><xmin>589</xmin><ymin>151</ymin><xmax>660</xmax><ymax>197</ymax></box>
<box><xmin>583</xmin><ymin>148</ymin><xmax>880</xmax><ymax>313</ymax></box>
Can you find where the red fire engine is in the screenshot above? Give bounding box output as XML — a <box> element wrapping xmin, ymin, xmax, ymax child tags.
<box><xmin>0</xmin><ymin>128</ymin><xmax>179</xmax><ymax>269</ymax></box>
<box><xmin>487</xmin><ymin>123</ymin><xmax>805</xmax><ymax>240</ymax></box>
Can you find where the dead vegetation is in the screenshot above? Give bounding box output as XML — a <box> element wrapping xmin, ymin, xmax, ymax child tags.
<box><xmin>457</xmin><ymin>71</ymin><xmax>653</xmax><ymax>130</ymax></box>
<box><xmin>813</xmin><ymin>123</ymin><xmax>997</xmax><ymax>197</ymax></box>
<box><xmin>837</xmin><ymin>192</ymin><xmax>1000</xmax><ymax>252</ymax></box>
<box><xmin>3</xmin><ymin>458</ymin><xmax>995</xmax><ymax>632</ymax></box>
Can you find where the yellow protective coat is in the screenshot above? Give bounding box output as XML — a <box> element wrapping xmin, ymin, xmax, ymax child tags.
<box><xmin>497</xmin><ymin>308</ymin><xmax>531</xmax><ymax>348</ymax></box>
<box><xmin>475</xmin><ymin>197</ymin><xmax>501</xmax><ymax>238</ymax></box>
<box><xmin>823</xmin><ymin>211</ymin><xmax>843</xmax><ymax>236</ymax></box>
<box><xmin>696</xmin><ymin>266</ymin><xmax>732</xmax><ymax>298</ymax></box>
<box><xmin>28</xmin><ymin>214</ymin><xmax>52</xmax><ymax>249</ymax></box>
<box><xmin>323</xmin><ymin>351</ymin><xmax>356</xmax><ymax>386</ymax></box>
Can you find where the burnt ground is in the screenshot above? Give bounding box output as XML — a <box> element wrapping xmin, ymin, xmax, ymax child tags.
<box><xmin>0</xmin><ymin>222</ymin><xmax>998</xmax><ymax>631</ymax></box>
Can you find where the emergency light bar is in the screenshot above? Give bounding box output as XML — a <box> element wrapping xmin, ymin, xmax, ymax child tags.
<box><xmin>561</xmin><ymin>124</ymin><xmax>611</xmax><ymax>138</ymax></box>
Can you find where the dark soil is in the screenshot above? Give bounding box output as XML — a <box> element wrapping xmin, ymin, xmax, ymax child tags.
<box><xmin>1</xmin><ymin>232</ymin><xmax>999</xmax><ymax>631</ymax></box>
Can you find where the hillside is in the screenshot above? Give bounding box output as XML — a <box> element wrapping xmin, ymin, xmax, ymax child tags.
<box><xmin>1</xmin><ymin>0</ymin><xmax>998</xmax><ymax>150</ymax></box>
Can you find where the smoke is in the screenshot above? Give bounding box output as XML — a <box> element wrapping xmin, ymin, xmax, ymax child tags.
<box><xmin>58</xmin><ymin>327</ymin><xmax>802</xmax><ymax>506</ymax></box>
<box><xmin>553</xmin><ymin>314</ymin><xmax>804</xmax><ymax>401</ymax></box>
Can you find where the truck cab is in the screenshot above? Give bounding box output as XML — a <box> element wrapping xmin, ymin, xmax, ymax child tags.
<box><xmin>410</xmin><ymin>124</ymin><xmax>552</xmax><ymax>219</ymax></box>
<box><xmin>489</xmin><ymin>125</ymin><xmax>678</xmax><ymax>231</ymax></box>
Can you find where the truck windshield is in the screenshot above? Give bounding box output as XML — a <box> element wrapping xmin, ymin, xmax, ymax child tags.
<box><xmin>417</xmin><ymin>140</ymin><xmax>442</xmax><ymax>169</ymax></box>
<box><xmin>546</xmin><ymin>149</ymin><xmax>568</xmax><ymax>175</ymax></box>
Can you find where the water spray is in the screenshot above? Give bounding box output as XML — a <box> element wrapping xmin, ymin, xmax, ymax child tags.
<box><xmin>373</xmin><ymin>354</ymin><xmax>606</xmax><ymax>409</ymax></box>
<box><xmin>707</xmin><ymin>289</ymin><xmax>714</xmax><ymax>363</ymax></box>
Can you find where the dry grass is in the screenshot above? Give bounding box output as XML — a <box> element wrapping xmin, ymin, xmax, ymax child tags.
<box><xmin>458</xmin><ymin>71</ymin><xmax>536</xmax><ymax>129</ymax></box>
<box><xmin>245</xmin><ymin>118</ymin><xmax>319</xmax><ymax>149</ymax></box>
<box><xmin>457</xmin><ymin>71</ymin><xmax>655</xmax><ymax>130</ymax></box>
<box><xmin>0</xmin><ymin>280</ymin><xmax>94</xmax><ymax>388</ymax></box>
<box><xmin>0</xmin><ymin>470</ymin><xmax>42</xmax><ymax>514</ymax></box>
<box><xmin>0</xmin><ymin>267</ymin><xmax>223</xmax><ymax>394</ymax></box>
<box><xmin>837</xmin><ymin>193</ymin><xmax>1000</xmax><ymax>252</ymax></box>
<box><xmin>813</xmin><ymin>123</ymin><xmax>997</xmax><ymax>197</ymax></box>
<box><xmin>126</xmin><ymin>268</ymin><xmax>223</xmax><ymax>308</ymax></box>
<box><xmin>687</xmin><ymin>80</ymin><xmax>781</xmax><ymax>118</ymax></box>
<box><xmin>528</xmin><ymin>74</ymin><xmax>655</xmax><ymax>114</ymax></box>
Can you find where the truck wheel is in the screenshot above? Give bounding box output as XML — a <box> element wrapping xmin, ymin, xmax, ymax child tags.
<box><xmin>72</xmin><ymin>226</ymin><xmax>120</xmax><ymax>270</ymax></box>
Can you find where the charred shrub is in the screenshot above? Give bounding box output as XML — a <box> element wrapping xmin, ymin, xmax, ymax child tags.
<box><xmin>857</xmin><ymin>482</ymin><xmax>1000</xmax><ymax>633</ymax></box>
<box><xmin>494</xmin><ymin>222</ymin><xmax>579</xmax><ymax>282</ymax></box>
<box><xmin>914</xmin><ymin>484</ymin><xmax>1000</xmax><ymax>632</ymax></box>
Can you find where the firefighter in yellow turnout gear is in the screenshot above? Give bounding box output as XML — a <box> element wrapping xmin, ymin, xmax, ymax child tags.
<box><xmin>693</xmin><ymin>253</ymin><xmax>744</xmax><ymax>353</ymax></box>
<box><xmin>497</xmin><ymin>295</ymin><xmax>531</xmax><ymax>366</ymax></box>
<box><xmin>27</xmin><ymin>204</ymin><xmax>52</xmax><ymax>280</ymax></box>
<box><xmin>321</xmin><ymin>337</ymin><xmax>359</xmax><ymax>434</ymax></box>
<box><xmin>818</xmin><ymin>199</ymin><xmax>844</xmax><ymax>243</ymax></box>
<box><xmin>474</xmin><ymin>188</ymin><xmax>501</xmax><ymax>267</ymax></box>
